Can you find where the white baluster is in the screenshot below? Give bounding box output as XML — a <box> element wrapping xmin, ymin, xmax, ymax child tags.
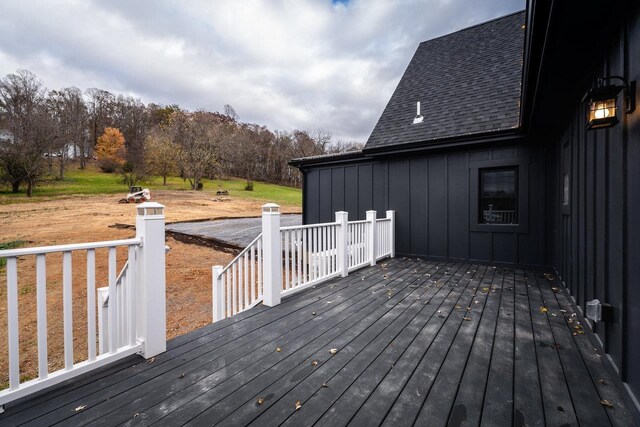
<box><xmin>87</xmin><ymin>250</ymin><xmax>96</xmax><ymax>361</ymax></box>
<box><xmin>7</xmin><ymin>257</ymin><xmax>19</xmax><ymax>390</ymax></box>
<box><xmin>108</xmin><ymin>247</ymin><xmax>117</xmax><ymax>353</ymax></box>
<box><xmin>36</xmin><ymin>254</ymin><xmax>48</xmax><ymax>379</ymax></box>
<box><xmin>63</xmin><ymin>251</ymin><xmax>74</xmax><ymax>368</ymax></box>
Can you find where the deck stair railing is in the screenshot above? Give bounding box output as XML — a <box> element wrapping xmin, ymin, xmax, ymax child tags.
<box><xmin>212</xmin><ymin>204</ymin><xmax>395</xmax><ymax>322</ymax></box>
<box><xmin>0</xmin><ymin>202</ymin><xmax>167</xmax><ymax>412</ymax></box>
<box><xmin>211</xmin><ymin>234</ymin><xmax>263</xmax><ymax>321</ymax></box>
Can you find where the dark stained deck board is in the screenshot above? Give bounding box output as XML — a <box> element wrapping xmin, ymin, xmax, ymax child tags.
<box><xmin>432</xmin><ymin>265</ymin><xmax>505</xmax><ymax>426</ymax></box>
<box><xmin>480</xmin><ymin>268</ymin><xmax>516</xmax><ymax>426</ymax></box>
<box><xmin>532</xmin><ymin>271</ymin><xmax>611</xmax><ymax>426</ymax></box>
<box><xmin>541</xmin><ymin>272</ymin><xmax>636</xmax><ymax>426</ymax></box>
<box><xmin>512</xmin><ymin>268</ymin><xmax>545</xmax><ymax>427</ymax></box>
<box><xmin>379</xmin><ymin>264</ymin><xmax>490</xmax><ymax>425</ymax></box>
<box><xmin>523</xmin><ymin>268</ymin><xmax>579</xmax><ymax>426</ymax></box>
<box><xmin>194</xmin><ymin>261</ymin><xmax>463</xmax><ymax>426</ymax></box>
<box><xmin>14</xmin><ymin>260</ymin><xmax>412</xmax><ymax>426</ymax></box>
<box><xmin>122</xmin><ymin>259</ymin><xmax>445</xmax><ymax>426</ymax></box>
<box><xmin>348</xmin><ymin>265</ymin><xmax>489</xmax><ymax>426</ymax></box>
<box><xmin>281</xmin><ymin>263</ymin><xmax>474</xmax><ymax>427</ymax></box>
<box><xmin>0</xmin><ymin>259</ymin><xmax>635</xmax><ymax>427</ymax></box>
<box><xmin>42</xmin><ymin>259</ymin><xmax>423</xmax><ymax>427</ymax></box>
<box><xmin>413</xmin><ymin>265</ymin><xmax>502</xmax><ymax>426</ymax></box>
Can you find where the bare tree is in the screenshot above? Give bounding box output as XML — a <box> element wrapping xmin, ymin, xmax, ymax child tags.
<box><xmin>223</xmin><ymin>104</ymin><xmax>238</xmax><ymax>121</ymax></box>
<box><xmin>173</xmin><ymin>111</ymin><xmax>229</xmax><ymax>190</ymax></box>
<box><xmin>0</xmin><ymin>70</ymin><xmax>58</xmax><ymax>196</ymax></box>
<box><xmin>145</xmin><ymin>126</ymin><xmax>178</xmax><ymax>185</ymax></box>
<box><xmin>47</xmin><ymin>87</ymin><xmax>88</xmax><ymax>179</ymax></box>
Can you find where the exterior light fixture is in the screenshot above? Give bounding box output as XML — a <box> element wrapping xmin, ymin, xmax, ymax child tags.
<box><xmin>413</xmin><ymin>101</ymin><xmax>424</xmax><ymax>124</ymax></box>
<box><xmin>583</xmin><ymin>76</ymin><xmax>636</xmax><ymax>130</ymax></box>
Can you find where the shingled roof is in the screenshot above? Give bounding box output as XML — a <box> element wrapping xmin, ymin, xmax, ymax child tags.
<box><xmin>364</xmin><ymin>11</ymin><xmax>525</xmax><ymax>152</ymax></box>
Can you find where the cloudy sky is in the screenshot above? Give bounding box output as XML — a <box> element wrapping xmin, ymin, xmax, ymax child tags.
<box><xmin>0</xmin><ymin>0</ymin><xmax>524</xmax><ymax>143</ymax></box>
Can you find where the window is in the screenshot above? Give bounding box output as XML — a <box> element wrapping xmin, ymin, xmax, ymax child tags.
<box><xmin>563</xmin><ymin>173</ymin><xmax>570</xmax><ymax>206</ymax></box>
<box><xmin>479</xmin><ymin>167</ymin><xmax>518</xmax><ymax>224</ymax></box>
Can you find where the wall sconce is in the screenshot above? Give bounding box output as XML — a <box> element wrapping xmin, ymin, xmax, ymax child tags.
<box><xmin>583</xmin><ymin>76</ymin><xmax>636</xmax><ymax>130</ymax></box>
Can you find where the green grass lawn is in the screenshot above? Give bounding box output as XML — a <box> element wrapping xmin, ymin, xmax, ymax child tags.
<box><xmin>0</xmin><ymin>167</ymin><xmax>301</xmax><ymax>206</ymax></box>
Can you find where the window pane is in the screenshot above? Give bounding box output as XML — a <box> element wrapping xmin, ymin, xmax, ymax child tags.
<box><xmin>481</xmin><ymin>170</ymin><xmax>516</xmax><ymax>197</ymax></box>
<box><xmin>480</xmin><ymin>167</ymin><xmax>518</xmax><ymax>224</ymax></box>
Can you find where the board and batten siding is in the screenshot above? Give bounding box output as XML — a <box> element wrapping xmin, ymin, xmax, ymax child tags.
<box><xmin>546</xmin><ymin>4</ymin><xmax>640</xmax><ymax>405</ymax></box>
<box><xmin>303</xmin><ymin>144</ymin><xmax>547</xmax><ymax>266</ymax></box>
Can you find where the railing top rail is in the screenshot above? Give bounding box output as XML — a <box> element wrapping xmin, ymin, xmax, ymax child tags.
<box><xmin>218</xmin><ymin>233</ymin><xmax>262</xmax><ymax>277</ymax></box>
<box><xmin>280</xmin><ymin>221</ymin><xmax>339</xmax><ymax>231</ymax></box>
<box><xmin>0</xmin><ymin>238</ymin><xmax>142</xmax><ymax>258</ymax></box>
<box><xmin>376</xmin><ymin>218</ymin><xmax>392</xmax><ymax>222</ymax></box>
<box><xmin>348</xmin><ymin>220</ymin><xmax>369</xmax><ymax>225</ymax></box>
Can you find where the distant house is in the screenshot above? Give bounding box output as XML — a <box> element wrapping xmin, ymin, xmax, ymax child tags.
<box><xmin>291</xmin><ymin>2</ymin><xmax>640</xmax><ymax>415</ymax></box>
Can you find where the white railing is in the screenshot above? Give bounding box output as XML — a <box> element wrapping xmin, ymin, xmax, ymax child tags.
<box><xmin>375</xmin><ymin>218</ymin><xmax>393</xmax><ymax>260</ymax></box>
<box><xmin>281</xmin><ymin>221</ymin><xmax>340</xmax><ymax>296</ymax></box>
<box><xmin>0</xmin><ymin>202</ymin><xmax>167</xmax><ymax>410</ymax></box>
<box><xmin>347</xmin><ymin>220</ymin><xmax>371</xmax><ymax>271</ymax></box>
<box><xmin>212</xmin><ymin>234</ymin><xmax>263</xmax><ymax>320</ymax></box>
<box><xmin>482</xmin><ymin>209</ymin><xmax>516</xmax><ymax>224</ymax></box>
<box><xmin>212</xmin><ymin>204</ymin><xmax>395</xmax><ymax>322</ymax></box>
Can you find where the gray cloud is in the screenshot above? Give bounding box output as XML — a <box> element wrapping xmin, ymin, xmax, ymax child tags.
<box><xmin>0</xmin><ymin>0</ymin><xmax>524</xmax><ymax>142</ymax></box>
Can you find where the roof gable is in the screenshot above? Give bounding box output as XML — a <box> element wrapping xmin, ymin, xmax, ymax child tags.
<box><xmin>364</xmin><ymin>11</ymin><xmax>525</xmax><ymax>151</ymax></box>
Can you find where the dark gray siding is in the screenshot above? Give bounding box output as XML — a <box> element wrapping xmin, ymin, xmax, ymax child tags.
<box><xmin>547</xmin><ymin>3</ymin><xmax>640</xmax><ymax>409</ymax></box>
<box><xmin>303</xmin><ymin>143</ymin><xmax>547</xmax><ymax>266</ymax></box>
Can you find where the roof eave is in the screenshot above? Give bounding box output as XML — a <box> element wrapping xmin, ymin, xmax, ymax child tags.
<box><xmin>362</xmin><ymin>127</ymin><xmax>525</xmax><ymax>156</ymax></box>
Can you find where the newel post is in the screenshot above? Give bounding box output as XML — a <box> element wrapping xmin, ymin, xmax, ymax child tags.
<box><xmin>386</xmin><ymin>210</ymin><xmax>396</xmax><ymax>258</ymax></box>
<box><xmin>367</xmin><ymin>210</ymin><xmax>377</xmax><ymax>266</ymax></box>
<box><xmin>135</xmin><ymin>202</ymin><xmax>166</xmax><ymax>358</ymax></box>
<box><xmin>262</xmin><ymin>203</ymin><xmax>282</xmax><ymax>307</ymax></box>
<box><xmin>212</xmin><ymin>265</ymin><xmax>224</xmax><ymax>322</ymax></box>
<box><xmin>335</xmin><ymin>211</ymin><xmax>349</xmax><ymax>277</ymax></box>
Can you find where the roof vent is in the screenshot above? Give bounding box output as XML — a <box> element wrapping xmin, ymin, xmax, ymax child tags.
<box><xmin>413</xmin><ymin>101</ymin><xmax>424</xmax><ymax>124</ymax></box>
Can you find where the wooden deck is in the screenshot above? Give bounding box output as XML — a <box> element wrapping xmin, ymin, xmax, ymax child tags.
<box><xmin>1</xmin><ymin>258</ymin><xmax>636</xmax><ymax>426</ymax></box>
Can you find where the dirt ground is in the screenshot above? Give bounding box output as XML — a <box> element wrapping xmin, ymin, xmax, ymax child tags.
<box><xmin>0</xmin><ymin>191</ymin><xmax>300</xmax><ymax>388</ymax></box>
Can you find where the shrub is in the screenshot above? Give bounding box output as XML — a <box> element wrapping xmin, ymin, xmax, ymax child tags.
<box><xmin>244</xmin><ymin>180</ymin><xmax>254</xmax><ymax>191</ymax></box>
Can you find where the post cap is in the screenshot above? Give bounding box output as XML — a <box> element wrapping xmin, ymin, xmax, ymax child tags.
<box><xmin>262</xmin><ymin>203</ymin><xmax>280</xmax><ymax>214</ymax></box>
<box><xmin>137</xmin><ymin>202</ymin><xmax>165</xmax><ymax>217</ymax></box>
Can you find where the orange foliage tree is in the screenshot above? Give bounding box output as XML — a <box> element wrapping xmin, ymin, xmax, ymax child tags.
<box><xmin>95</xmin><ymin>127</ymin><xmax>126</xmax><ymax>172</ymax></box>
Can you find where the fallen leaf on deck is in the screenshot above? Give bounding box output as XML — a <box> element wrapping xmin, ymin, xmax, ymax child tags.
<box><xmin>257</xmin><ymin>397</ymin><xmax>265</xmax><ymax>405</ymax></box>
<box><xmin>598</xmin><ymin>379</ymin><xmax>607</xmax><ymax>385</ymax></box>
<box><xmin>463</xmin><ymin>317</ymin><xmax>472</xmax><ymax>321</ymax></box>
<box><xmin>75</xmin><ymin>405</ymin><xmax>87</xmax><ymax>412</ymax></box>
<box><xmin>295</xmin><ymin>400</ymin><xmax>302</xmax><ymax>410</ymax></box>
<box><xmin>455</xmin><ymin>305</ymin><xmax>462</xmax><ymax>309</ymax></box>
<box><xmin>600</xmin><ymin>399</ymin><xmax>614</xmax><ymax>408</ymax></box>
<box><xmin>276</xmin><ymin>347</ymin><xmax>282</xmax><ymax>352</ymax></box>
<box><xmin>312</xmin><ymin>312</ymin><xmax>316</xmax><ymax>316</ymax></box>
<box><xmin>539</xmin><ymin>306</ymin><xmax>548</xmax><ymax>313</ymax></box>
<box><xmin>133</xmin><ymin>413</ymin><xmax>139</xmax><ymax>418</ymax></box>
<box><xmin>311</xmin><ymin>360</ymin><xmax>318</xmax><ymax>366</ymax></box>
<box><xmin>329</xmin><ymin>348</ymin><xmax>338</xmax><ymax>354</ymax></box>
<box><xmin>179</xmin><ymin>373</ymin><xmax>185</xmax><ymax>379</ymax></box>
<box><xmin>147</xmin><ymin>357</ymin><xmax>155</xmax><ymax>364</ymax></box>
<box><xmin>321</xmin><ymin>383</ymin><xmax>328</xmax><ymax>388</ymax></box>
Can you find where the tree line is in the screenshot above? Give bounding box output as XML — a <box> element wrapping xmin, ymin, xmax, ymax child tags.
<box><xmin>0</xmin><ymin>69</ymin><xmax>362</xmax><ymax>196</ymax></box>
